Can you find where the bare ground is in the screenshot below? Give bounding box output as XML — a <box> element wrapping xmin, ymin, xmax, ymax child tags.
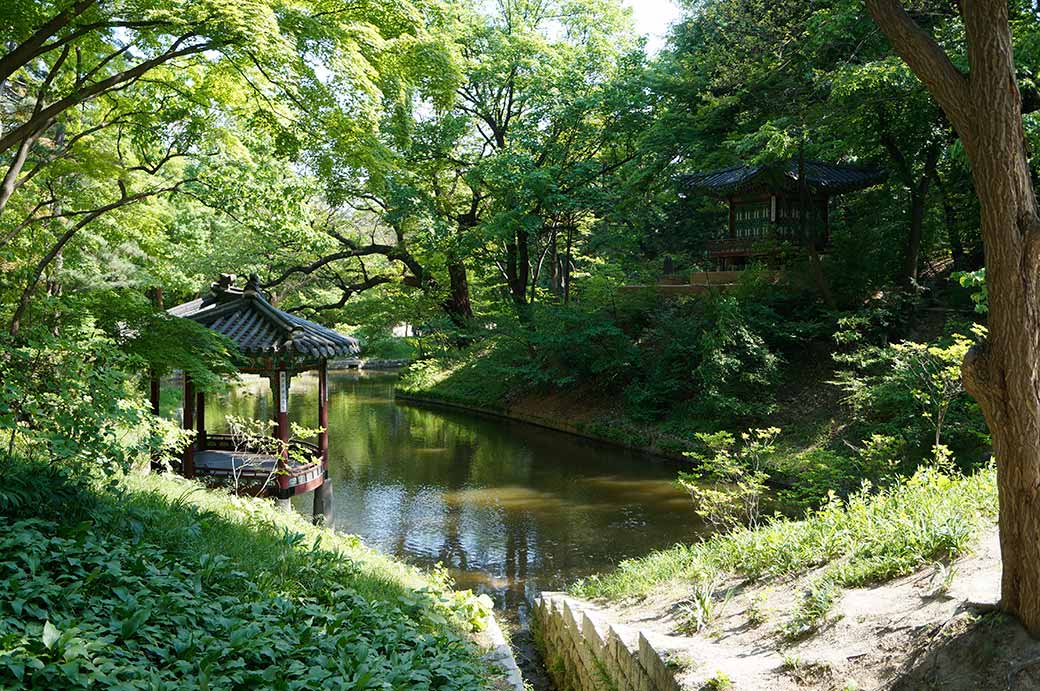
<box><xmin>587</xmin><ymin>526</ymin><xmax>1040</xmax><ymax>690</ymax></box>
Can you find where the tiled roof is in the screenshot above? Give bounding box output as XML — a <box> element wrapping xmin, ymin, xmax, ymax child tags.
<box><xmin>681</xmin><ymin>159</ymin><xmax>885</xmax><ymax>196</ymax></box>
<box><xmin>169</xmin><ymin>275</ymin><xmax>359</xmax><ymax>359</ymax></box>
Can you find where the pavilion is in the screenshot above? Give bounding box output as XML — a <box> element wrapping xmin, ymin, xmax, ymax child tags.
<box><xmin>160</xmin><ymin>274</ymin><xmax>359</xmax><ymax>522</ymax></box>
<box><xmin>681</xmin><ymin>159</ymin><xmax>885</xmax><ymax>268</ymax></box>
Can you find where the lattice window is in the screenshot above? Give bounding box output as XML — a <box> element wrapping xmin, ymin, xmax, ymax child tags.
<box><xmin>734</xmin><ymin>201</ymin><xmax>771</xmax><ymax>238</ymax></box>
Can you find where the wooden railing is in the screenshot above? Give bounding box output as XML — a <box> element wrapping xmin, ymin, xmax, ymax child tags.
<box><xmin>202</xmin><ymin>433</ymin><xmax>320</xmax><ymax>461</ymax></box>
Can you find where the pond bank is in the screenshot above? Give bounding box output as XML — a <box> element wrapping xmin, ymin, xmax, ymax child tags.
<box><xmin>546</xmin><ymin>525</ymin><xmax>1035</xmax><ymax>691</ymax></box>
<box><xmin>393</xmin><ymin>390</ymin><xmax>691</xmax><ymax>462</ymax></box>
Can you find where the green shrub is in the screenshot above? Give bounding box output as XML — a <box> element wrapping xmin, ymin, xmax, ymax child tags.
<box><xmin>0</xmin><ymin>465</ymin><xmax>494</xmax><ymax>690</ymax></box>
<box><xmin>832</xmin><ymin>331</ymin><xmax>989</xmax><ymax>469</ymax></box>
<box><xmin>513</xmin><ymin>303</ymin><xmax>638</xmax><ymax>390</ymax></box>
<box><xmin>0</xmin><ymin>328</ymin><xmax>172</xmax><ymax>474</ymax></box>
<box><xmin>624</xmin><ymin>296</ymin><xmax>781</xmax><ymax>421</ymax></box>
<box><xmin>678</xmin><ymin>428</ymin><xmax>778</xmax><ymax>530</ymax></box>
<box><xmin>782</xmin><ymin>577</ymin><xmax>841</xmax><ymax>640</ymax></box>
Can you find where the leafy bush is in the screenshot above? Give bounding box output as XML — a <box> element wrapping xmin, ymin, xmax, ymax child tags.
<box><xmin>832</xmin><ymin>331</ymin><xmax>989</xmax><ymax>468</ymax></box>
<box><xmin>0</xmin><ymin>464</ymin><xmax>494</xmax><ymax>690</ymax></box>
<box><xmin>512</xmin><ymin>303</ymin><xmax>637</xmax><ymax>390</ymax></box>
<box><xmin>624</xmin><ymin>296</ymin><xmax>781</xmax><ymax>421</ymax></box>
<box><xmin>678</xmin><ymin>428</ymin><xmax>778</xmax><ymax>530</ymax></box>
<box><xmin>0</xmin><ymin>328</ymin><xmax>173</xmax><ymax>475</ymax></box>
<box><xmin>782</xmin><ymin>577</ymin><xmax>841</xmax><ymax>640</ymax></box>
<box><xmin>774</xmin><ymin>436</ymin><xmax>904</xmax><ymax>513</ymax></box>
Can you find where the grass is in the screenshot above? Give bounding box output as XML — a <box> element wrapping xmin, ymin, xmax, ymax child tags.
<box><xmin>0</xmin><ymin>460</ymin><xmax>495</xmax><ymax>690</ymax></box>
<box><xmin>571</xmin><ymin>465</ymin><xmax>997</xmax><ymax>602</ymax></box>
<box><xmin>396</xmin><ymin>343</ymin><xmax>516</xmax><ymax>410</ymax></box>
<box><xmin>781</xmin><ymin>577</ymin><xmax>842</xmax><ymax>640</ymax></box>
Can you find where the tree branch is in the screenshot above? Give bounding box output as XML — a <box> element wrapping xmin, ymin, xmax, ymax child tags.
<box><xmin>863</xmin><ymin>0</ymin><xmax>973</xmax><ymax>138</ymax></box>
<box><xmin>0</xmin><ymin>0</ymin><xmax>95</xmax><ymax>84</ymax></box>
<box><xmin>0</xmin><ymin>37</ymin><xmax>212</xmax><ymax>155</ymax></box>
<box><xmin>9</xmin><ymin>179</ymin><xmax>193</xmax><ymax>336</ymax></box>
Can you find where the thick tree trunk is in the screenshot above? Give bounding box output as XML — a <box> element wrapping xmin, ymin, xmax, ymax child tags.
<box><xmin>963</xmin><ymin>144</ymin><xmax>1040</xmax><ymax>632</ymax></box>
<box><xmin>442</xmin><ymin>259</ymin><xmax>474</xmax><ymax>333</ymax></box>
<box><xmin>867</xmin><ymin>0</ymin><xmax>1040</xmax><ymax>634</ymax></box>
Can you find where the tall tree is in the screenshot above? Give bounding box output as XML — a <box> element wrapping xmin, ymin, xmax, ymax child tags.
<box><xmin>865</xmin><ymin>0</ymin><xmax>1040</xmax><ymax>632</ymax></box>
<box><xmin>0</xmin><ymin>0</ymin><xmax>433</xmax><ymax>333</ymax></box>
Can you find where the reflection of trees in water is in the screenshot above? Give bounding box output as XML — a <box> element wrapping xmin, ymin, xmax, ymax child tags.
<box><xmin>438</xmin><ymin>501</ymin><xmax>468</xmax><ymax>570</ymax></box>
<box><xmin>210</xmin><ymin>371</ymin><xmax>701</xmax><ymax>609</ymax></box>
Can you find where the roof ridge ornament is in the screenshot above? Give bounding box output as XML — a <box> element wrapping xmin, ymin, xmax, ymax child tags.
<box><xmin>244</xmin><ymin>273</ymin><xmax>262</xmax><ymax>295</ymax></box>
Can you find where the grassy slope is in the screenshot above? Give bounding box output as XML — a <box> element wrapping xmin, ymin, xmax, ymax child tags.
<box><xmin>570</xmin><ymin>467</ymin><xmax>997</xmax><ymax>603</ymax></box>
<box><xmin>0</xmin><ymin>463</ymin><xmax>495</xmax><ymax>690</ymax></box>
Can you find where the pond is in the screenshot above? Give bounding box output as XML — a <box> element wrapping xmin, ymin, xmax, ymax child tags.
<box><xmin>205</xmin><ymin>369</ymin><xmax>706</xmax><ymax>677</ymax></box>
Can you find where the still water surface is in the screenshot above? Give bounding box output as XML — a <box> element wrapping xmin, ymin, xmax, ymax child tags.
<box><xmin>207</xmin><ymin>370</ymin><xmax>704</xmax><ymax>625</ymax></box>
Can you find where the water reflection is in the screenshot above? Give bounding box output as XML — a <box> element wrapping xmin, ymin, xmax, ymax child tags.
<box><xmin>207</xmin><ymin>370</ymin><xmax>705</xmax><ymax>623</ymax></box>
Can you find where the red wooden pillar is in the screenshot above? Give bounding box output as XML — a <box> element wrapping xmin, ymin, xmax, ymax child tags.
<box><xmin>318</xmin><ymin>360</ymin><xmax>329</xmax><ymax>466</ymax></box>
<box><xmin>273</xmin><ymin>369</ymin><xmax>291</xmax><ymax>510</ymax></box>
<box><xmin>313</xmin><ymin>360</ymin><xmax>334</xmax><ymax>525</ymax></box>
<box><xmin>182</xmin><ymin>375</ymin><xmax>195</xmax><ymax>479</ymax></box>
<box><xmin>195</xmin><ymin>390</ymin><xmax>206</xmax><ymax>450</ymax></box>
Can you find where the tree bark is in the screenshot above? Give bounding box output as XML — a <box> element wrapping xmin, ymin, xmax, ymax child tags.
<box><xmin>443</xmin><ymin>259</ymin><xmax>474</xmax><ymax>332</ymax></box>
<box><xmin>867</xmin><ymin>0</ymin><xmax>1040</xmax><ymax>634</ymax></box>
<box><xmin>903</xmin><ymin>142</ymin><xmax>940</xmax><ymax>284</ymax></box>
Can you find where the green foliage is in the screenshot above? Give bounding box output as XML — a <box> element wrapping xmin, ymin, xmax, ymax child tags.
<box><xmin>700</xmin><ymin>671</ymin><xmax>733</xmax><ymax>690</ymax></box>
<box><xmin>676</xmin><ymin>575</ymin><xmax>731</xmax><ymax>634</ymax></box>
<box><xmin>400</xmin><ymin>292</ymin><xmax>785</xmax><ymax>437</ymax></box>
<box><xmin>506</xmin><ymin>304</ymin><xmax>637</xmax><ymax>390</ymax></box>
<box><xmin>832</xmin><ymin>331</ymin><xmax>989</xmax><ymax>468</ymax></box>
<box><xmin>0</xmin><ymin>327</ymin><xmax>176</xmax><ymax>474</ymax></box>
<box><xmin>0</xmin><ymin>462</ymin><xmax>494</xmax><ymax>690</ymax></box>
<box><xmin>782</xmin><ymin>577</ymin><xmax>841</xmax><ymax>640</ymax></box>
<box><xmin>678</xmin><ymin>428</ymin><xmax>778</xmax><ymax>531</ymax></box>
<box><xmin>953</xmin><ymin>269</ymin><xmax>988</xmax><ymax>314</ymax></box>
<box><xmin>624</xmin><ymin>296</ymin><xmax>782</xmax><ymax>421</ymax></box>
<box><xmin>773</xmin><ymin>437</ymin><xmax>903</xmax><ymax>514</ymax></box>
<box><xmin>572</xmin><ymin>465</ymin><xmax>996</xmax><ymax>601</ymax></box>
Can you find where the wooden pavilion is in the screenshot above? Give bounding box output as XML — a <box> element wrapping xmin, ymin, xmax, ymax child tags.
<box><xmin>159</xmin><ymin>274</ymin><xmax>359</xmax><ymax>522</ymax></box>
<box><xmin>682</xmin><ymin>159</ymin><xmax>885</xmax><ymax>268</ymax></box>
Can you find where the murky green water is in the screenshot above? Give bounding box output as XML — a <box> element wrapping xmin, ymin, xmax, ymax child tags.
<box><xmin>205</xmin><ymin>369</ymin><xmax>704</xmax><ymax>626</ymax></box>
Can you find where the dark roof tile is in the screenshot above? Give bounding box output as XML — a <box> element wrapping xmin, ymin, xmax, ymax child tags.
<box><xmin>681</xmin><ymin>159</ymin><xmax>885</xmax><ymax>196</ymax></box>
<box><xmin>169</xmin><ymin>275</ymin><xmax>359</xmax><ymax>360</ymax></box>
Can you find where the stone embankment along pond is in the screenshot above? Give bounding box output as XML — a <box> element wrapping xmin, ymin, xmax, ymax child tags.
<box><xmin>482</xmin><ymin>612</ymin><xmax>527</xmax><ymax>691</ymax></box>
<box><xmin>533</xmin><ymin>592</ymin><xmax>683</xmax><ymax>691</ymax></box>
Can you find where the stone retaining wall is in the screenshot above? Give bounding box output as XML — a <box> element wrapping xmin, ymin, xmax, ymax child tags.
<box><xmin>481</xmin><ymin>611</ymin><xmax>526</xmax><ymax>691</ymax></box>
<box><xmin>533</xmin><ymin>593</ymin><xmax>682</xmax><ymax>691</ymax></box>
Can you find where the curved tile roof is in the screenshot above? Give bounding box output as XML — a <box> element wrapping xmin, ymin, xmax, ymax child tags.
<box><xmin>169</xmin><ymin>275</ymin><xmax>360</xmax><ymax>360</ymax></box>
<box><xmin>681</xmin><ymin>159</ymin><xmax>885</xmax><ymax>196</ymax></box>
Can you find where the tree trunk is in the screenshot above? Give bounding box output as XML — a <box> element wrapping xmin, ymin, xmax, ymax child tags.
<box><xmin>442</xmin><ymin>258</ymin><xmax>474</xmax><ymax>335</ymax></box>
<box><xmin>963</xmin><ymin>141</ymin><xmax>1040</xmax><ymax>633</ymax></box>
<box><xmin>563</xmin><ymin>225</ymin><xmax>574</xmax><ymax>304</ymax></box>
<box><xmin>867</xmin><ymin>0</ymin><xmax>1040</xmax><ymax>634</ymax></box>
<box><xmin>798</xmin><ymin>139</ymin><xmax>836</xmax><ymax>309</ymax></box>
<box><xmin>903</xmin><ymin>142</ymin><xmax>940</xmax><ymax>284</ymax></box>
<box><xmin>931</xmin><ymin>169</ymin><xmax>966</xmax><ymax>268</ymax></box>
